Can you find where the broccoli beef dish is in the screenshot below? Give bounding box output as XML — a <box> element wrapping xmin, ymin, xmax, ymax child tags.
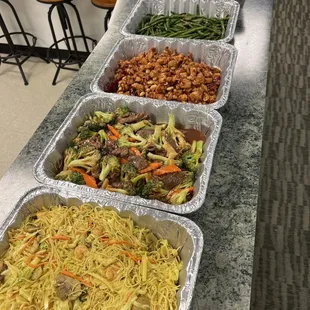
<box><xmin>55</xmin><ymin>107</ymin><xmax>207</xmax><ymax>205</ymax></box>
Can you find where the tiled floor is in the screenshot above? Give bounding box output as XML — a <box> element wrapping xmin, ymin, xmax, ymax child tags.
<box><xmin>0</xmin><ymin>56</ymin><xmax>76</xmax><ymax>178</ymax></box>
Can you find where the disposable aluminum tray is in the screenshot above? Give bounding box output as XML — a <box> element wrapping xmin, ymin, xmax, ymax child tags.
<box><xmin>121</xmin><ymin>0</ymin><xmax>240</xmax><ymax>43</ymax></box>
<box><xmin>0</xmin><ymin>186</ymin><xmax>203</xmax><ymax>310</ymax></box>
<box><xmin>34</xmin><ymin>93</ymin><xmax>222</xmax><ymax>214</ymax></box>
<box><xmin>90</xmin><ymin>37</ymin><xmax>237</xmax><ymax>111</ymax></box>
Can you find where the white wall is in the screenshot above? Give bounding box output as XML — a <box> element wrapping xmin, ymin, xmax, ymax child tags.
<box><xmin>0</xmin><ymin>0</ymin><xmax>108</xmax><ymax>49</ymax></box>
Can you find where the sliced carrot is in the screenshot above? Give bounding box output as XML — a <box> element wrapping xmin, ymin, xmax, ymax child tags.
<box><xmin>26</xmin><ymin>255</ymin><xmax>48</xmax><ymax>268</ymax></box>
<box><xmin>106</xmin><ymin>240</ymin><xmax>135</xmax><ymax>247</ymax></box>
<box><xmin>139</xmin><ymin>162</ymin><xmax>162</xmax><ymax>174</ymax></box>
<box><xmin>107</xmin><ymin>124</ymin><xmax>121</xmax><ymax>138</ymax></box>
<box><xmin>121</xmin><ymin>251</ymin><xmax>141</xmax><ymax>263</ymax></box>
<box><xmin>109</xmin><ymin>135</ymin><xmax>118</xmax><ymax>141</ymax></box>
<box><xmin>61</xmin><ymin>270</ymin><xmax>93</xmax><ymax>288</ymax></box>
<box><xmin>26</xmin><ymin>261</ymin><xmax>48</xmax><ymax>268</ymax></box>
<box><xmin>130</xmin><ymin>147</ymin><xmax>141</xmax><ymax>156</ymax></box>
<box><xmin>153</xmin><ymin>164</ymin><xmax>181</xmax><ymax>176</ymax></box>
<box><xmin>81</xmin><ymin>174</ymin><xmax>98</xmax><ymax>189</ymax></box>
<box><xmin>168</xmin><ymin>187</ymin><xmax>195</xmax><ymax>199</ymax></box>
<box><xmin>18</xmin><ymin>236</ymin><xmax>35</xmax><ymax>254</ymax></box>
<box><xmin>120</xmin><ymin>158</ymin><xmax>128</xmax><ymax>164</ymax></box>
<box><xmin>51</xmin><ymin>235</ymin><xmax>71</xmax><ymax>241</ymax></box>
<box><xmin>148</xmin><ymin>258</ymin><xmax>156</xmax><ymax>264</ymax></box>
<box><xmin>69</xmin><ymin>167</ymin><xmax>98</xmax><ymax>188</ymax></box>
<box><xmin>126</xmin><ymin>291</ymin><xmax>133</xmax><ymax>302</ymax></box>
<box><xmin>69</xmin><ymin>167</ymin><xmax>86</xmax><ymax>174</ymax></box>
<box><xmin>128</xmin><ymin>138</ymin><xmax>136</xmax><ymax>142</ymax></box>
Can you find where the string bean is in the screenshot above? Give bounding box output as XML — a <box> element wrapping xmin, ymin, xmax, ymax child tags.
<box><xmin>137</xmin><ymin>12</ymin><xmax>229</xmax><ymax>40</ymax></box>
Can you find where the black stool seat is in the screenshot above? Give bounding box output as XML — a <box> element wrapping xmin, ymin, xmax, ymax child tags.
<box><xmin>0</xmin><ymin>0</ymin><xmax>49</xmax><ymax>85</ymax></box>
<box><xmin>37</xmin><ymin>0</ymin><xmax>96</xmax><ymax>85</ymax></box>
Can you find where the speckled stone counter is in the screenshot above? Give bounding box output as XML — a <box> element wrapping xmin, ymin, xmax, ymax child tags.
<box><xmin>0</xmin><ymin>0</ymin><xmax>273</xmax><ymax>308</ymax></box>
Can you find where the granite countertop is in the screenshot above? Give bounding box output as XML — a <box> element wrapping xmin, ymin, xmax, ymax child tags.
<box><xmin>0</xmin><ymin>0</ymin><xmax>273</xmax><ymax>308</ymax></box>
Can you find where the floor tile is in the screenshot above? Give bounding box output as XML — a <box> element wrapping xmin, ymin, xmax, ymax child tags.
<box><xmin>0</xmin><ymin>57</ymin><xmax>75</xmax><ymax>179</ymax></box>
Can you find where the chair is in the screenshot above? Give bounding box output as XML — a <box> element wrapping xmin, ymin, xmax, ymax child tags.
<box><xmin>37</xmin><ymin>0</ymin><xmax>97</xmax><ymax>85</ymax></box>
<box><xmin>0</xmin><ymin>0</ymin><xmax>49</xmax><ymax>85</ymax></box>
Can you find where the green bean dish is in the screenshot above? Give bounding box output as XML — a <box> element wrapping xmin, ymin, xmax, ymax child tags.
<box><xmin>137</xmin><ymin>12</ymin><xmax>229</xmax><ymax>41</ymax></box>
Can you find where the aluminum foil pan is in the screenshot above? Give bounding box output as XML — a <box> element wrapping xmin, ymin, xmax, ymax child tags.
<box><xmin>90</xmin><ymin>37</ymin><xmax>237</xmax><ymax>111</ymax></box>
<box><xmin>0</xmin><ymin>186</ymin><xmax>203</xmax><ymax>310</ymax></box>
<box><xmin>34</xmin><ymin>93</ymin><xmax>222</xmax><ymax>214</ymax></box>
<box><xmin>121</xmin><ymin>0</ymin><xmax>240</xmax><ymax>43</ymax></box>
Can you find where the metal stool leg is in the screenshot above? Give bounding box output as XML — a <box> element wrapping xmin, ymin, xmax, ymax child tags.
<box><xmin>59</xmin><ymin>4</ymin><xmax>82</xmax><ymax>68</ymax></box>
<box><xmin>104</xmin><ymin>8</ymin><xmax>113</xmax><ymax>32</ymax></box>
<box><xmin>4</xmin><ymin>0</ymin><xmax>49</xmax><ymax>63</ymax></box>
<box><xmin>0</xmin><ymin>14</ymin><xmax>28</xmax><ymax>85</ymax></box>
<box><xmin>47</xmin><ymin>4</ymin><xmax>63</xmax><ymax>85</ymax></box>
<box><xmin>67</xmin><ymin>2</ymin><xmax>90</xmax><ymax>54</ymax></box>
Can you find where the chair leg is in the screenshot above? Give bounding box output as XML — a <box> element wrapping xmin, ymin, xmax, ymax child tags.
<box><xmin>48</xmin><ymin>4</ymin><xmax>63</xmax><ymax>85</ymax></box>
<box><xmin>104</xmin><ymin>8</ymin><xmax>113</xmax><ymax>32</ymax></box>
<box><xmin>5</xmin><ymin>0</ymin><xmax>49</xmax><ymax>63</ymax></box>
<box><xmin>60</xmin><ymin>4</ymin><xmax>82</xmax><ymax>67</ymax></box>
<box><xmin>67</xmin><ymin>2</ymin><xmax>90</xmax><ymax>54</ymax></box>
<box><xmin>0</xmin><ymin>14</ymin><xmax>28</xmax><ymax>85</ymax></box>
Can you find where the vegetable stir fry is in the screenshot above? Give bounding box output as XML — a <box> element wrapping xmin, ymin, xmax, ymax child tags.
<box><xmin>137</xmin><ymin>12</ymin><xmax>229</xmax><ymax>41</ymax></box>
<box><xmin>55</xmin><ymin>107</ymin><xmax>206</xmax><ymax>205</ymax></box>
<box><xmin>0</xmin><ymin>205</ymin><xmax>182</xmax><ymax>309</ymax></box>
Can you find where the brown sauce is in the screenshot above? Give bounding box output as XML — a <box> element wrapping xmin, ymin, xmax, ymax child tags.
<box><xmin>182</xmin><ymin>128</ymin><xmax>207</xmax><ymax>144</ymax></box>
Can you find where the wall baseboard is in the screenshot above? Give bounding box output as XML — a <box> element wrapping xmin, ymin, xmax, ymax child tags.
<box><xmin>0</xmin><ymin>43</ymin><xmax>90</xmax><ymax>60</ymax></box>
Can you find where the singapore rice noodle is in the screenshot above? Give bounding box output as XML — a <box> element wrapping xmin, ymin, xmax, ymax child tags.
<box><xmin>0</xmin><ymin>204</ymin><xmax>183</xmax><ymax>309</ymax></box>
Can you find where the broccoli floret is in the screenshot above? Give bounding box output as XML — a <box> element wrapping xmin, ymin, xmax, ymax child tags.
<box><xmin>94</xmin><ymin>111</ymin><xmax>115</xmax><ymax>124</ymax></box>
<box><xmin>195</xmin><ymin>140</ymin><xmax>203</xmax><ymax>158</ymax></box>
<box><xmin>163</xmin><ymin>137</ymin><xmax>178</xmax><ymax>159</ymax></box>
<box><xmin>68</xmin><ymin>151</ymin><xmax>101</xmax><ymax>173</ymax></box>
<box><xmin>114</xmin><ymin>123</ymin><xmax>125</xmax><ymax>130</ymax></box>
<box><xmin>165</xmin><ymin>114</ymin><xmax>190</xmax><ymax>150</ymax></box>
<box><xmin>115</xmin><ymin>106</ymin><xmax>129</xmax><ymax>117</ymax></box>
<box><xmin>55</xmin><ymin>170</ymin><xmax>71</xmax><ymax>180</ymax></box>
<box><xmin>63</xmin><ymin>147</ymin><xmax>79</xmax><ymax>170</ymax></box>
<box><xmin>169</xmin><ymin>188</ymin><xmax>193</xmax><ymax>205</ymax></box>
<box><xmin>120</xmin><ymin>126</ymin><xmax>146</xmax><ymax>142</ymax></box>
<box><xmin>83</xmin><ymin>119</ymin><xmax>106</xmax><ymax>131</ymax></box>
<box><xmin>106</xmin><ymin>186</ymin><xmax>128</xmax><ymax>195</ymax></box>
<box><xmin>117</xmin><ymin>136</ymin><xmax>146</xmax><ymax>148</ymax></box>
<box><xmin>130</xmin><ymin>121</ymin><xmax>147</xmax><ymax>132</ymax></box>
<box><xmin>147</xmin><ymin>152</ymin><xmax>180</xmax><ymax>166</ymax></box>
<box><xmin>147</xmin><ymin>152</ymin><xmax>169</xmax><ymax>162</ymax></box>
<box><xmin>182</xmin><ymin>140</ymin><xmax>204</xmax><ymax>173</ymax></box>
<box><xmin>177</xmin><ymin>171</ymin><xmax>194</xmax><ymax>189</ymax></box>
<box><xmin>69</xmin><ymin>172</ymin><xmax>85</xmax><ymax>185</ymax></box>
<box><xmin>55</xmin><ymin>170</ymin><xmax>85</xmax><ymax>185</ymax></box>
<box><xmin>77</xmin><ymin>145</ymin><xmax>98</xmax><ymax>158</ymax></box>
<box><xmin>141</xmin><ymin>180</ymin><xmax>169</xmax><ymax>200</ymax></box>
<box><xmin>98</xmin><ymin>130</ymin><xmax>109</xmax><ymax>144</ymax></box>
<box><xmin>131</xmin><ymin>173</ymin><xmax>150</xmax><ymax>185</ymax></box>
<box><xmin>120</xmin><ymin>163</ymin><xmax>138</xmax><ymax>183</ymax></box>
<box><xmin>75</xmin><ymin>127</ymin><xmax>97</xmax><ymax>142</ymax></box>
<box><xmin>121</xmin><ymin>181</ymin><xmax>137</xmax><ymax>196</ymax></box>
<box><xmin>99</xmin><ymin>155</ymin><xmax>120</xmax><ymax>182</ymax></box>
<box><xmin>153</xmin><ymin>125</ymin><xmax>163</xmax><ymax>147</ymax></box>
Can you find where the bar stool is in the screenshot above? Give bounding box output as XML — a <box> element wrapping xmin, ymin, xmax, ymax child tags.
<box><xmin>0</xmin><ymin>0</ymin><xmax>49</xmax><ymax>85</ymax></box>
<box><xmin>37</xmin><ymin>0</ymin><xmax>97</xmax><ymax>85</ymax></box>
<box><xmin>91</xmin><ymin>0</ymin><xmax>116</xmax><ymax>32</ymax></box>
